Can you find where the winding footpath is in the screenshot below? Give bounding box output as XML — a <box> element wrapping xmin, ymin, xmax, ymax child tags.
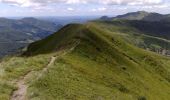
<box><xmin>11</xmin><ymin>56</ymin><xmax>57</xmax><ymax>100</ymax></box>
<box><xmin>10</xmin><ymin>41</ymin><xmax>80</xmax><ymax>100</ymax></box>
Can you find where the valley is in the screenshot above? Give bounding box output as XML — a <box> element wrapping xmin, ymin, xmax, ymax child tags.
<box><xmin>0</xmin><ymin>42</ymin><xmax>27</xmax><ymax>58</ymax></box>
<box><xmin>0</xmin><ymin>17</ymin><xmax>62</xmax><ymax>58</ymax></box>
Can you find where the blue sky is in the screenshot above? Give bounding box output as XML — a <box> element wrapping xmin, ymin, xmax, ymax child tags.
<box><xmin>0</xmin><ymin>0</ymin><xmax>170</xmax><ymax>17</ymax></box>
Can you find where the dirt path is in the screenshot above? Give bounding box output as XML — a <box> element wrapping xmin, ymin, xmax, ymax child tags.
<box><xmin>11</xmin><ymin>56</ymin><xmax>57</xmax><ymax>100</ymax></box>
<box><xmin>36</xmin><ymin>56</ymin><xmax>57</xmax><ymax>79</ymax></box>
<box><xmin>11</xmin><ymin>72</ymin><xmax>31</xmax><ymax>100</ymax></box>
<box><xmin>10</xmin><ymin>41</ymin><xmax>80</xmax><ymax>100</ymax></box>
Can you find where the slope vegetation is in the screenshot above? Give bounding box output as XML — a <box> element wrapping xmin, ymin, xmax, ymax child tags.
<box><xmin>24</xmin><ymin>23</ymin><xmax>170</xmax><ymax>100</ymax></box>
<box><xmin>95</xmin><ymin>20</ymin><xmax>170</xmax><ymax>55</ymax></box>
<box><xmin>0</xmin><ymin>23</ymin><xmax>170</xmax><ymax>100</ymax></box>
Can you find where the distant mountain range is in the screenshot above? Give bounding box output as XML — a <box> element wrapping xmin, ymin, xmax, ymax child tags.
<box><xmin>0</xmin><ymin>17</ymin><xmax>62</xmax><ymax>57</ymax></box>
<box><xmin>99</xmin><ymin>11</ymin><xmax>170</xmax><ymax>56</ymax></box>
<box><xmin>0</xmin><ymin>17</ymin><xmax>62</xmax><ymax>42</ymax></box>
<box><xmin>40</xmin><ymin>16</ymin><xmax>100</xmax><ymax>25</ymax></box>
<box><xmin>101</xmin><ymin>11</ymin><xmax>170</xmax><ymax>22</ymax></box>
<box><xmin>100</xmin><ymin>11</ymin><xmax>170</xmax><ymax>42</ymax></box>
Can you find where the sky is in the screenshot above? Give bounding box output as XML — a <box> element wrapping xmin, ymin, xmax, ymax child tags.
<box><xmin>0</xmin><ymin>0</ymin><xmax>170</xmax><ymax>17</ymax></box>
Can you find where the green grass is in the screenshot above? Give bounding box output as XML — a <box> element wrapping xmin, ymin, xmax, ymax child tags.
<box><xmin>0</xmin><ymin>54</ymin><xmax>53</xmax><ymax>100</ymax></box>
<box><xmin>0</xmin><ymin>22</ymin><xmax>170</xmax><ymax>100</ymax></box>
<box><xmin>24</xmin><ymin>24</ymin><xmax>84</xmax><ymax>56</ymax></box>
<box><xmin>93</xmin><ymin>20</ymin><xmax>170</xmax><ymax>53</ymax></box>
<box><xmin>26</xmin><ymin>23</ymin><xmax>170</xmax><ymax>100</ymax></box>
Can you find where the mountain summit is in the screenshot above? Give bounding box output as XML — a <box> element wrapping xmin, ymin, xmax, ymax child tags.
<box><xmin>101</xmin><ymin>11</ymin><xmax>169</xmax><ymax>22</ymax></box>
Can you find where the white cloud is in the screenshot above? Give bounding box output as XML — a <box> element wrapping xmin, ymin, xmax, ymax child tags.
<box><xmin>100</xmin><ymin>0</ymin><xmax>163</xmax><ymax>5</ymax></box>
<box><xmin>67</xmin><ymin>7</ymin><xmax>74</xmax><ymax>11</ymax></box>
<box><xmin>92</xmin><ymin>7</ymin><xmax>107</xmax><ymax>12</ymax></box>
<box><xmin>66</xmin><ymin>0</ymin><xmax>87</xmax><ymax>4</ymax></box>
<box><xmin>98</xmin><ymin>7</ymin><xmax>107</xmax><ymax>11</ymax></box>
<box><xmin>0</xmin><ymin>0</ymin><xmax>166</xmax><ymax>7</ymax></box>
<box><xmin>1</xmin><ymin>0</ymin><xmax>42</xmax><ymax>7</ymax></box>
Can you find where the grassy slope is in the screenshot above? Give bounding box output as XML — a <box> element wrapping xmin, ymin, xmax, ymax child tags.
<box><xmin>26</xmin><ymin>23</ymin><xmax>170</xmax><ymax>100</ymax></box>
<box><xmin>0</xmin><ymin>23</ymin><xmax>170</xmax><ymax>100</ymax></box>
<box><xmin>94</xmin><ymin>20</ymin><xmax>170</xmax><ymax>51</ymax></box>
<box><xmin>24</xmin><ymin>24</ymin><xmax>84</xmax><ymax>56</ymax></box>
<box><xmin>0</xmin><ymin>54</ymin><xmax>53</xmax><ymax>100</ymax></box>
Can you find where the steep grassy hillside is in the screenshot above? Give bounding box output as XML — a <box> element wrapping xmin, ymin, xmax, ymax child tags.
<box><xmin>24</xmin><ymin>24</ymin><xmax>84</xmax><ymax>56</ymax></box>
<box><xmin>94</xmin><ymin>20</ymin><xmax>170</xmax><ymax>54</ymax></box>
<box><xmin>0</xmin><ymin>23</ymin><xmax>170</xmax><ymax>100</ymax></box>
<box><xmin>98</xmin><ymin>20</ymin><xmax>170</xmax><ymax>40</ymax></box>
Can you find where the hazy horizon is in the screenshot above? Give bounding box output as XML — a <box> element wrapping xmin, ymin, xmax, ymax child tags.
<box><xmin>2</xmin><ymin>10</ymin><xmax>170</xmax><ymax>18</ymax></box>
<box><xmin>0</xmin><ymin>0</ymin><xmax>170</xmax><ymax>17</ymax></box>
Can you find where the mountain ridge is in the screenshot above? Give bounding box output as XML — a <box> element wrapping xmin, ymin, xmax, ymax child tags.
<box><xmin>18</xmin><ymin>22</ymin><xmax>170</xmax><ymax>100</ymax></box>
<box><xmin>0</xmin><ymin>14</ymin><xmax>170</xmax><ymax>100</ymax></box>
<box><xmin>101</xmin><ymin>11</ymin><xmax>170</xmax><ymax>22</ymax></box>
